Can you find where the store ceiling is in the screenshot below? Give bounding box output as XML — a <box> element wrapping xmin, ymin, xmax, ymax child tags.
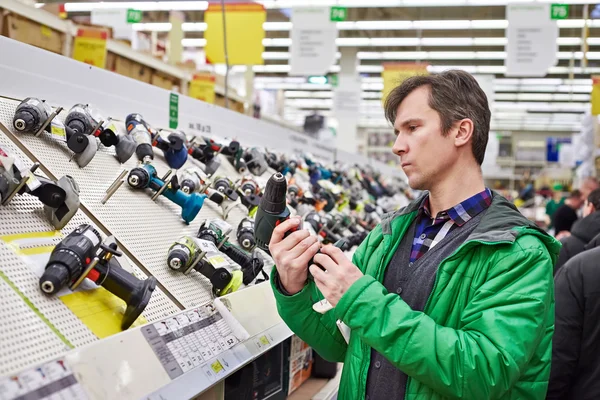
<box><xmin>58</xmin><ymin>1</ymin><xmax>598</xmax><ymax>132</ymax></box>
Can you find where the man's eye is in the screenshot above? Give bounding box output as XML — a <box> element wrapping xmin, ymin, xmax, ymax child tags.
<box><xmin>409</xmin><ymin>125</ymin><xmax>417</xmax><ymax>132</ymax></box>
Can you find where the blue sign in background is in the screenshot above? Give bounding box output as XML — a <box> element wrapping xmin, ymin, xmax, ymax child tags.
<box><xmin>546</xmin><ymin>137</ymin><xmax>572</xmax><ymax>163</ymax></box>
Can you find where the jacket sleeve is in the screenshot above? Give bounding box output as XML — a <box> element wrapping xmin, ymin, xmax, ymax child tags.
<box><xmin>270</xmin><ymin>225</ymin><xmax>380</xmax><ymax>362</ymax></box>
<box><xmin>547</xmin><ymin>258</ymin><xmax>584</xmax><ymax>399</ymax></box>
<box><xmin>334</xmin><ymin>242</ymin><xmax>554</xmax><ymax>400</ymax></box>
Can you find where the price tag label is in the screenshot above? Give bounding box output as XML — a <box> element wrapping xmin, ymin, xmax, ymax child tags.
<box><xmin>259</xmin><ymin>335</ymin><xmax>270</xmax><ymax>346</ymax></box>
<box><xmin>26</xmin><ymin>172</ymin><xmax>42</xmax><ymax>191</ymax></box>
<box><xmin>211</xmin><ymin>219</ymin><xmax>232</xmax><ymax>235</ymax></box>
<box><xmin>51</xmin><ymin>125</ymin><xmax>66</xmax><ymax>140</ymax></box>
<box><xmin>207</xmin><ymin>254</ymin><xmax>228</xmax><ymax>268</ymax></box>
<box><xmin>211</xmin><ymin>360</ymin><xmax>224</xmax><ymax>374</ymax></box>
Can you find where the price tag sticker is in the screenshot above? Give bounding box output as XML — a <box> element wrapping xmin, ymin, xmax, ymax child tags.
<box><xmin>211</xmin><ymin>360</ymin><xmax>224</xmax><ymax>374</ymax></box>
<box><xmin>259</xmin><ymin>335</ymin><xmax>270</xmax><ymax>346</ymax></box>
<box><xmin>207</xmin><ymin>254</ymin><xmax>228</xmax><ymax>268</ymax></box>
<box><xmin>26</xmin><ymin>172</ymin><xmax>42</xmax><ymax>191</ymax></box>
<box><xmin>50</xmin><ymin>121</ymin><xmax>67</xmax><ymax>142</ymax></box>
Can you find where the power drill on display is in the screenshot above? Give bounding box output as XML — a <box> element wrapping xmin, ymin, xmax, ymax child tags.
<box><xmin>237</xmin><ymin>177</ymin><xmax>262</xmax><ymax>217</ymax></box>
<box><xmin>125</xmin><ymin>113</ymin><xmax>155</xmax><ymax>164</ymax></box>
<box><xmin>179</xmin><ymin>167</ymin><xmax>210</xmax><ymax>194</ymax></box>
<box><xmin>236</xmin><ymin>217</ymin><xmax>256</xmax><ymax>252</ymax></box>
<box><xmin>187</xmin><ymin>138</ymin><xmax>239</xmax><ymax>176</ymax></box>
<box><xmin>65</xmin><ymin>104</ymin><xmax>136</xmax><ymax>164</ymax></box>
<box><xmin>167</xmin><ymin>236</ymin><xmax>243</xmax><ymax>296</ymax></box>
<box><xmin>39</xmin><ymin>224</ymin><xmax>156</xmax><ymax>330</ymax></box>
<box><xmin>13</xmin><ymin>98</ymin><xmax>98</xmax><ymax>168</ymax></box>
<box><xmin>126</xmin><ymin>113</ymin><xmax>188</xmax><ymax>169</ymax></box>
<box><xmin>0</xmin><ymin>148</ymin><xmax>80</xmax><ymax>229</ymax></box>
<box><xmin>126</xmin><ymin>164</ymin><xmax>206</xmax><ymax>224</ymax></box>
<box><xmin>196</xmin><ymin>219</ymin><xmax>267</xmax><ymax>285</ymax></box>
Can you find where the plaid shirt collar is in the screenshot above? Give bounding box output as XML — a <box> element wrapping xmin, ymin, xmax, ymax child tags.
<box><xmin>419</xmin><ymin>188</ymin><xmax>493</xmax><ymax>227</ymax></box>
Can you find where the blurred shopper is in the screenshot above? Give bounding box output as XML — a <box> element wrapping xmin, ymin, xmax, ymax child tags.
<box><xmin>547</xmin><ymin>237</ymin><xmax>600</xmax><ymax>399</ymax></box>
<box><xmin>269</xmin><ymin>70</ymin><xmax>559</xmax><ymax>400</ymax></box>
<box><xmin>555</xmin><ymin>188</ymin><xmax>600</xmax><ymax>273</ymax></box>
<box><xmin>546</xmin><ymin>183</ymin><xmax>565</xmax><ymax>231</ymax></box>
<box><xmin>553</xmin><ymin>190</ymin><xmax>584</xmax><ymax>237</ymax></box>
<box><xmin>579</xmin><ymin>177</ymin><xmax>599</xmax><ymax>201</ymax></box>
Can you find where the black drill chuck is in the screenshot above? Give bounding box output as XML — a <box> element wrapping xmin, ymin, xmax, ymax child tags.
<box><xmin>237</xmin><ymin>218</ymin><xmax>256</xmax><ymax>251</ymax></box>
<box><xmin>39</xmin><ymin>225</ymin><xmax>101</xmax><ymax>294</ymax></box>
<box><xmin>13</xmin><ymin>98</ymin><xmax>48</xmax><ymax>133</ymax></box>
<box><xmin>254</xmin><ymin>173</ymin><xmax>291</xmax><ymax>252</ymax></box>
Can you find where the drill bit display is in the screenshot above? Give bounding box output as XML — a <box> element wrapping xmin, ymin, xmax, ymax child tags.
<box><xmin>13</xmin><ymin>98</ymin><xmax>98</xmax><ymax>167</ymax></box>
<box><xmin>39</xmin><ymin>224</ymin><xmax>156</xmax><ymax>330</ymax></box>
<box><xmin>102</xmin><ymin>163</ymin><xmax>206</xmax><ymax>224</ymax></box>
<box><xmin>0</xmin><ymin>146</ymin><xmax>80</xmax><ymax>229</ymax></box>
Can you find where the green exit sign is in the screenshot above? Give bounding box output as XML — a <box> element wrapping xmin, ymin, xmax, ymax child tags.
<box><xmin>126</xmin><ymin>9</ymin><xmax>143</xmax><ymax>24</ymax></box>
<box><xmin>330</xmin><ymin>6</ymin><xmax>348</xmax><ymax>22</ymax></box>
<box><xmin>551</xmin><ymin>4</ymin><xmax>569</xmax><ymax>20</ymax></box>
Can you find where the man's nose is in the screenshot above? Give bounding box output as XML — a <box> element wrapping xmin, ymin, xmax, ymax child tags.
<box><xmin>392</xmin><ymin>134</ymin><xmax>407</xmax><ymax>156</ymax></box>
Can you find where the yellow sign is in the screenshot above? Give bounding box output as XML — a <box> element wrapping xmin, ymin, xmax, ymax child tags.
<box><xmin>72</xmin><ymin>28</ymin><xmax>108</xmax><ymax>69</ymax></box>
<box><xmin>189</xmin><ymin>73</ymin><xmax>216</xmax><ymax>104</ymax></box>
<box><xmin>381</xmin><ymin>63</ymin><xmax>429</xmax><ymax>104</ymax></box>
<box><xmin>40</xmin><ymin>25</ymin><xmax>52</xmax><ymax>38</ymax></box>
<box><xmin>204</xmin><ymin>3</ymin><xmax>266</xmax><ymax>65</ymax></box>
<box><xmin>60</xmin><ymin>287</ymin><xmax>147</xmax><ymax>339</ymax></box>
<box><xmin>592</xmin><ymin>76</ymin><xmax>600</xmax><ymax>115</ymax></box>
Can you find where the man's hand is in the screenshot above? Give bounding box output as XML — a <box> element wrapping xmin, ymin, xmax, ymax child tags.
<box><xmin>269</xmin><ymin>216</ymin><xmax>321</xmax><ymax>295</ymax></box>
<box><xmin>309</xmin><ymin>245</ymin><xmax>363</xmax><ymax>307</ymax></box>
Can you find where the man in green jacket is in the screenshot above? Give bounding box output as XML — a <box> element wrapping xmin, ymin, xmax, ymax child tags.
<box><xmin>269</xmin><ymin>70</ymin><xmax>560</xmax><ymax>400</ymax></box>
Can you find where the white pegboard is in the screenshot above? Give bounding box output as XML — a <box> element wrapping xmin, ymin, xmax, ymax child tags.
<box><xmin>0</xmin><ymin>272</ymin><xmax>70</xmax><ymax>376</ymax></box>
<box><xmin>0</xmin><ymin>97</ymin><xmax>275</xmax><ymax>309</ymax></box>
<box><xmin>0</xmin><ymin>132</ymin><xmax>181</xmax><ymax>353</ymax></box>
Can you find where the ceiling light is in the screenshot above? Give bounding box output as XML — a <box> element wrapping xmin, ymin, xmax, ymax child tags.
<box><xmin>63</xmin><ymin>1</ymin><xmax>208</xmax><ymax>12</ymax></box>
<box><xmin>181</xmin><ymin>38</ymin><xmax>206</xmax><ymax>46</ymax></box>
<box><xmin>257</xmin><ymin>0</ymin><xmax>599</xmax><ymax>9</ymax></box>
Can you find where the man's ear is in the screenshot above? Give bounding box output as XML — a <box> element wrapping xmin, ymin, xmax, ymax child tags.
<box><xmin>454</xmin><ymin>118</ymin><xmax>474</xmax><ymax>149</ymax></box>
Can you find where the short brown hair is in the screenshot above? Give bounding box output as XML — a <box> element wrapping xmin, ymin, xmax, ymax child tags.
<box><xmin>384</xmin><ymin>70</ymin><xmax>491</xmax><ymax>165</ymax></box>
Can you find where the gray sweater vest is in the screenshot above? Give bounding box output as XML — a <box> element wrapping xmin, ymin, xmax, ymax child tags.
<box><xmin>365</xmin><ymin>210</ymin><xmax>486</xmax><ymax>400</ymax></box>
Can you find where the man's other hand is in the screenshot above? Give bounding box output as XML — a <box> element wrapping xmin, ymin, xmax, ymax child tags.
<box><xmin>309</xmin><ymin>244</ymin><xmax>364</xmax><ymax>307</ymax></box>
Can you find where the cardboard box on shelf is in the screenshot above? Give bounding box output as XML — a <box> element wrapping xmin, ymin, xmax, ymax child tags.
<box><xmin>151</xmin><ymin>72</ymin><xmax>178</xmax><ymax>91</ymax></box>
<box><xmin>114</xmin><ymin>54</ymin><xmax>151</xmax><ymax>84</ymax></box>
<box><xmin>288</xmin><ymin>335</ymin><xmax>313</xmax><ymax>395</ymax></box>
<box><xmin>3</xmin><ymin>14</ymin><xmax>63</xmax><ymax>54</ymax></box>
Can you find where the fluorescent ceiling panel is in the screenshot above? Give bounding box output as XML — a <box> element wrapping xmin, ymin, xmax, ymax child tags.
<box><xmin>63</xmin><ymin>1</ymin><xmax>208</xmax><ymax>11</ymax></box>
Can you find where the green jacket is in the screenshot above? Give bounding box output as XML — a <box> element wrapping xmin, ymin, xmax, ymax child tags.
<box><xmin>272</xmin><ymin>192</ymin><xmax>560</xmax><ymax>399</ymax></box>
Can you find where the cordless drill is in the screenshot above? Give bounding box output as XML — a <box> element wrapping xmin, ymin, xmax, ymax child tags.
<box><xmin>179</xmin><ymin>167</ymin><xmax>210</xmax><ymax>194</ymax></box>
<box><xmin>167</xmin><ymin>236</ymin><xmax>243</xmax><ymax>296</ymax></box>
<box><xmin>236</xmin><ymin>218</ymin><xmax>256</xmax><ymax>252</ymax></box>
<box><xmin>125</xmin><ymin>113</ymin><xmax>155</xmax><ymax>164</ymax></box>
<box><xmin>197</xmin><ymin>220</ymin><xmax>266</xmax><ymax>285</ymax></box>
<box><xmin>0</xmin><ymin>147</ymin><xmax>80</xmax><ymax>229</ymax></box>
<box><xmin>243</xmin><ymin>148</ymin><xmax>268</xmax><ymax>176</ymax></box>
<box><xmin>253</xmin><ymin>172</ymin><xmax>295</xmax><ymax>253</ymax></box>
<box><xmin>66</xmin><ymin>104</ymin><xmax>136</xmax><ymax>163</ymax></box>
<box><xmin>126</xmin><ymin>164</ymin><xmax>206</xmax><ymax>224</ymax></box>
<box><xmin>13</xmin><ymin>98</ymin><xmax>98</xmax><ymax>168</ymax></box>
<box><xmin>238</xmin><ymin>177</ymin><xmax>262</xmax><ymax>216</ymax></box>
<box><xmin>152</xmin><ymin>130</ymin><xmax>188</xmax><ymax>170</ymax></box>
<box><xmin>39</xmin><ymin>224</ymin><xmax>156</xmax><ymax>330</ymax></box>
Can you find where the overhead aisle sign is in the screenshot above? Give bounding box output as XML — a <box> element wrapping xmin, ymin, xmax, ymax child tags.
<box><xmin>505</xmin><ymin>3</ymin><xmax>559</xmax><ymax>77</ymax></box>
<box><xmin>204</xmin><ymin>3</ymin><xmax>266</xmax><ymax>65</ymax></box>
<box><xmin>290</xmin><ymin>7</ymin><xmax>338</xmax><ymax>76</ymax></box>
<box><xmin>381</xmin><ymin>63</ymin><xmax>428</xmax><ymax>104</ymax></box>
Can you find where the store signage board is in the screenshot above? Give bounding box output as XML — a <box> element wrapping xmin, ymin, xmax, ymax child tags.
<box><xmin>127</xmin><ymin>9</ymin><xmax>143</xmax><ymax>24</ymax></box>
<box><xmin>381</xmin><ymin>63</ymin><xmax>428</xmax><ymax>104</ymax></box>
<box><xmin>91</xmin><ymin>9</ymin><xmax>133</xmax><ymax>40</ymax></box>
<box><xmin>204</xmin><ymin>3</ymin><xmax>266</xmax><ymax>65</ymax></box>
<box><xmin>592</xmin><ymin>76</ymin><xmax>600</xmax><ymax>115</ymax></box>
<box><xmin>290</xmin><ymin>7</ymin><xmax>338</xmax><ymax>76</ymax></box>
<box><xmin>330</xmin><ymin>6</ymin><xmax>348</xmax><ymax>22</ymax></box>
<box><xmin>505</xmin><ymin>3</ymin><xmax>558</xmax><ymax>77</ymax></box>
<box><xmin>551</xmin><ymin>4</ymin><xmax>569</xmax><ymax>20</ymax></box>
<box><xmin>189</xmin><ymin>73</ymin><xmax>216</xmax><ymax>104</ymax></box>
<box><xmin>333</xmin><ymin>76</ymin><xmax>361</xmax><ymax>117</ymax></box>
<box><xmin>72</xmin><ymin>27</ymin><xmax>108</xmax><ymax>69</ymax></box>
